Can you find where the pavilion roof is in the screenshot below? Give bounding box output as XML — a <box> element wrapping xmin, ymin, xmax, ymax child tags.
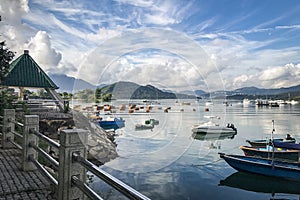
<box><xmin>2</xmin><ymin>50</ymin><xmax>59</xmax><ymax>89</ymax></box>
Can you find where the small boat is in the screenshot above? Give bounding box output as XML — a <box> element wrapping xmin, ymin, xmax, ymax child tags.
<box><xmin>273</xmin><ymin>141</ymin><xmax>300</xmax><ymax>150</ymax></box>
<box><xmin>135</xmin><ymin>123</ymin><xmax>154</xmax><ymax>130</ymax></box>
<box><xmin>246</xmin><ymin>137</ymin><xmax>296</xmax><ymax>148</ymax></box>
<box><xmin>135</xmin><ymin>118</ymin><xmax>158</xmax><ymax>130</ymax></box>
<box><xmin>239</xmin><ymin>145</ymin><xmax>300</xmax><ymax>162</ymax></box>
<box><xmin>191</xmin><ymin>116</ymin><xmax>237</xmax><ymax>134</ymax></box>
<box><xmin>219</xmin><ymin>153</ymin><xmax>300</xmax><ymax>180</ymax></box>
<box><xmin>98</xmin><ymin>117</ymin><xmax>125</xmax><ymax>130</ymax></box>
<box><xmin>145</xmin><ymin>119</ymin><xmax>159</xmax><ymax>125</ymax></box>
<box><xmin>242</xmin><ymin>98</ymin><xmax>251</xmax><ymax>106</ymax></box>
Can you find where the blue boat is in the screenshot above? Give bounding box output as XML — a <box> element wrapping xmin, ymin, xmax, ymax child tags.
<box><xmin>273</xmin><ymin>141</ymin><xmax>300</xmax><ymax>150</ymax></box>
<box><xmin>246</xmin><ymin>138</ymin><xmax>295</xmax><ymax>148</ymax></box>
<box><xmin>219</xmin><ymin>153</ymin><xmax>300</xmax><ymax>180</ymax></box>
<box><xmin>239</xmin><ymin>145</ymin><xmax>300</xmax><ymax>162</ymax></box>
<box><xmin>98</xmin><ymin>117</ymin><xmax>125</xmax><ymax>130</ymax></box>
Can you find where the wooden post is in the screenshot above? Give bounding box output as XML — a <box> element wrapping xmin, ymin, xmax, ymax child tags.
<box><xmin>58</xmin><ymin>129</ymin><xmax>88</xmax><ymax>200</ymax></box>
<box><xmin>22</xmin><ymin>115</ymin><xmax>39</xmax><ymax>171</ymax></box>
<box><xmin>2</xmin><ymin>109</ymin><xmax>15</xmax><ymax>149</ymax></box>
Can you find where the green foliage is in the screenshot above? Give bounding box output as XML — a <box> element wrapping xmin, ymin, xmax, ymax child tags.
<box><xmin>73</xmin><ymin>89</ymin><xmax>94</xmax><ymax>102</ymax></box>
<box><xmin>101</xmin><ymin>93</ymin><xmax>112</xmax><ymax>102</ymax></box>
<box><xmin>0</xmin><ymin>88</ymin><xmax>17</xmax><ymax>114</ymax></box>
<box><xmin>0</xmin><ymin>41</ymin><xmax>15</xmax><ymax>84</ymax></box>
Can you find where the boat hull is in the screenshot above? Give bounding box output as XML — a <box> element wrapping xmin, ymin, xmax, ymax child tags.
<box><xmin>246</xmin><ymin>138</ymin><xmax>295</xmax><ymax>148</ymax></box>
<box><xmin>192</xmin><ymin>127</ymin><xmax>236</xmax><ymax>134</ymax></box>
<box><xmin>219</xmin><ymin>153</ymin><xmax>300</xmax><ymax>180</ymax></box>
<box><xmin>98</xmin><ymin>118</ymin><xmax>125</xmax><ymax>130</ymax></box>
<box><xmin>240</xmin><ymin>145</ymin><xmax>300</xmax><ymax>162</ymax></box>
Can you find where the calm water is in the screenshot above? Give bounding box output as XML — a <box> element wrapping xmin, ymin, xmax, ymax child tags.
<box><xmin>90</xmin><ymin>99</ymin><xmax>300</xmax><ymax>200</ymax></box>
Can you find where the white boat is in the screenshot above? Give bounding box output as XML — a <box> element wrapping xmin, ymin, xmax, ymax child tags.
<box><xmin>192</xmin><ymin>116</ymin><xmax>237</xmax><ymax>134</ymax></box>
<box><xmin>242</xmin><ymin>98</ymin><xmax>251</xmax><ymax>106</ymax></box>
<box><xmin>135</xmin><ymin>123</ymin><xmax>154</xmax><ymax>130</ymax></box>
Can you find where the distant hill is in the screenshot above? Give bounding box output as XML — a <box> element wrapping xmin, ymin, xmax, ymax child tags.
<box><xmin>49</xmin><ymin>74</ymin><xmax>104</xmax><ymax>92</ymax></box>
<box><xmin>233</xmin><ymin>85</ymin><xmax>300</xmax><ymax>95</ymax></box>
<box><xmin>99</xmin><ymin>81</ymin><xmax>194</xmax><ymax>99</ymax></box>
<box><xmin>49</xmin><ymin>73</ymin><xmax>300</xmax><ymax>100</ymax></box>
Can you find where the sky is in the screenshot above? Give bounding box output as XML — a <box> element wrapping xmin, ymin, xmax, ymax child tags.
<box><xmin>1</xmin><ymin>0</ymin><xmax>300</xmax><ymax>92</ymax></box>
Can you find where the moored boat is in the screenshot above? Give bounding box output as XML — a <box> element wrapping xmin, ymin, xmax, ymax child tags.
<box><xmin>98</xmin><ymin>117</ymin><xmax>125</xmax><ymax>130</ymax></box>
<box><xmin>191</xmin><ymin>116</ymin><xmax>237</xmax><ymax>134</ymax></box>
<box><xmin>135</xmin><ymin>123</ymin><xmax>154</xmax><ymax>130</ymax></box>
<box><xmin>219</xmin><ymin>153</ymin><xmax>300</xmax><ymax>180</ymax></box>
<box><xmin>239</xmin><ymin>145</ymin><xmax>300</xmax><ymax>162</ymax></box>
<box><xmin>246</xmin><ymin>137</ymin><xmax>296</xmax><ymax>148</ymax></box>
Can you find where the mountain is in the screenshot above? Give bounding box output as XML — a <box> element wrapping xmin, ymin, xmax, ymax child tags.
<box><xmin>180</xmin><ymin>89</ymin><xmax>206</xmax><ymax>97</ymax></box>
<box><xmin>233</xmin><ymin>85</ymin><xmax>300</xmax><ymax>96</ymax></box>
<box><xmin>100</xmin><ymin>81</ymin><xmax>183</xmax><ymax>99</ymax></box>
<box><xmin>49</xmin><ymin>74</ymin><xmax>104</xmax><ymax>92</ymax></box>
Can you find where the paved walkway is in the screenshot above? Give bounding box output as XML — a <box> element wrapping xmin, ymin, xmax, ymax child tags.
<box><xmin>0</xmin><ymin>147</ymin><xmax>55</xmax><ymax>200</ymax></box>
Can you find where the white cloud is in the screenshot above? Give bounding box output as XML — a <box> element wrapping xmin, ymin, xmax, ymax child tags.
<box><xmin>25</xmin><ymin>31</ymin><xmax>62</xmax><ymax>71</ymax></box>
<box><xmin>115</xmin><ymin>0</ymin><xmax>154</xmax><ymax>7</ymax></box>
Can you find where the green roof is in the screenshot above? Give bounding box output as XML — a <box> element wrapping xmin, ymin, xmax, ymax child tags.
<box><xmin>2</xmin><ymin>50</ymin><xmax>59</xmax><ymax>89</ymax></box>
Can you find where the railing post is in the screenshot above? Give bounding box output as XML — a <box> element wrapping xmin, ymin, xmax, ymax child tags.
<box><xmin>58</xmin><ymin>129</ymin><xmax>88</xmax><ymax>200</ymax></box>
<box><xmin>2</xmin><ymin>109</ymin><xmax>15</xmax><ymax>149</ymax></box>
<box><xmin>22</xmin><ymin>115</ymin><xmax>39</xmax><ymax>171</ymax></box>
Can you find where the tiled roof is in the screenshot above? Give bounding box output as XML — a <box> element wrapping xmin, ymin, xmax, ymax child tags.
<box><xmin>2</xmin><ymin>50</ymin><xmax>59</xmax><ymax>89</ymax></box>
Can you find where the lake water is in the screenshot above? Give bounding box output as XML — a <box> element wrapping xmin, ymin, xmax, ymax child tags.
<box><xmin>90</xmin><ymin>99</ymin><xmax>300</xmax><ymax>200</ymax></box>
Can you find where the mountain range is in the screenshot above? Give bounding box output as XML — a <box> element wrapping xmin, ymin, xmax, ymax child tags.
<box><xmin>49</xmin><ymin>74</ymin><xmax>300</xmax><ymax>99</ymax></box>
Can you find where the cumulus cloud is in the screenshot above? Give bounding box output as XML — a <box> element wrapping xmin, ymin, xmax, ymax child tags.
<box><xmin>77</xmin><ymin>28</ymin><xmax>222</xmax><ymax>91</ymax></box>
<box><xmin>24</xmin><ymin>31</ymin><xmax>61</xmax><ymax>70</ymax></box>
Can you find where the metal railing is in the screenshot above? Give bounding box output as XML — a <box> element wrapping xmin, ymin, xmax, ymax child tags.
<box><xmin>0</xmin><ymin>109</ymin><xmax>150</xmax><ymax>200</ymax></box>
<box><xmin>72</xmin><ymin>152</ymin><xmax>150</xmax><ymax>200</ymax></box>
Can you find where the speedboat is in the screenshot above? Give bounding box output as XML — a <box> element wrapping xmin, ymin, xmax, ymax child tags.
<box><xmin>191</xmin><ymin>116</ymin><xmax>237</xmax><ymax>134</ymax></box>
<box><xmin>98</xmin><ymin>117</ymin><xmax>125</xmax><ymax>130</ymax></box>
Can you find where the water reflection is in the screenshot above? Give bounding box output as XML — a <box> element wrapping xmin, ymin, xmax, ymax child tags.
<box><xmin>191</xmin><ymin>132</ymin><xmax>237</xmax><ymax>141</ymax></box>
<box><xmin>219</xmin><ymin>172</ymin><xmax>300</xmax><ymax>198</ymax></box>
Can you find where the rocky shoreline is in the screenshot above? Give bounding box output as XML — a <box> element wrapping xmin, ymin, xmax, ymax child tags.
<box><xmin>37</xmin><ymin>111</ymin><xmax>118</xmax><ymax>165</ymax></box>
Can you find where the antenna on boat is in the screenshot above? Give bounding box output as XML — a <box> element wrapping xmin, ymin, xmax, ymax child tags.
<box><xmin>271</xmin><ymin>120</ymin><xmax>275</xmax><ymax>168</ymax></box>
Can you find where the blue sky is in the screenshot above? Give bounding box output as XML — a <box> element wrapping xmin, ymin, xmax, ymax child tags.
<box><xmin>1</xmin><ymin>0</ymin><xmax>300</xmax><ymax>91</ymax></box>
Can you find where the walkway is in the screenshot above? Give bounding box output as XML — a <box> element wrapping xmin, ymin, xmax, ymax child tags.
<box><xmin>0</xmin><ymin>145</ymin><xmax>55</xmax><ymax>200</ymax></box>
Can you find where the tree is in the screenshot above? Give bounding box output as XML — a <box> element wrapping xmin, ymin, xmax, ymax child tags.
<box><xmin>0</xmin><ymin>16</ymin><xmax>16</xmax><ymax>114</ymax></box>
<box><xmin>0</xmin><ymin>41</ymin><xmax>15</xmax><ymax>84</ymax></box>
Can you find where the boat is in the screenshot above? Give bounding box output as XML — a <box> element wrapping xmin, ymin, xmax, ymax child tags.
<box><xmin>273</xmin><ymin>141</ymin><xmax>300</xmax><ymax>150</ymax></box>
<box><xmin>219</xmin><ymin>172</ymin><xmax>300</xmax><ymax>195</ymax></box>
<box><xmin>145</xmin><ymin>119</ymin><xmax>159</xmax><ymax>125</ymax></box>
<box><xmin>135</xmin><ymin>118</ymin><xmax>159</xmax><ymax>130</ymax></box>
<box><xmin>191</xmin><ymin>116</ymin><xmax>237</xmax><ymax>134</ymax></box>
<box><xmin>246</xmin><ymin>137</ymin><xmax>296</xmax><ymax>148</ymax></box>
<box><xmin>256</xmin><ymin>99</ymin><xmax>269</xmax><ymax>106</ymax></box>
<box><xmin>219</xmin><ymin>153</ymin><xmax>300</xmax><ymax>180</ymax></box>
<box><xmin>239</xmin><ymin>145</ymin><xmax>300</xmax><ymax>162</ymax></box>
<box><xmin>135</xmin><ymin>123</ymin><xmax>154</xmax><ymax>130</ymax></box>
<box><xmin>242</xmin><ymin>98</ymin><xmax>251</xmax><ymax>106</ymax></box>
<box><xmin>98</xmin><ymin>117</ymin><xmax>125</xmax><ymax>130</ymax></box>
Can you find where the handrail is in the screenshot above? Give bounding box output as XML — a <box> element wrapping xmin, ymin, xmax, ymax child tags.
<box><xmin>0</xmin><ymin>115</ymin><xmax>3</xmax><ymax>119</ymax></box>
<box><xmin>8</xmin><ymin>119</ymin><xmax>24</xmax><ymax>127</ymax></box>
<box><xmin>71</xmin><ymin>176</ymin><xmax>104</xmax><ymax>200</ymax></box>
<box><xmin>29</xmin><ymin>141</ymin><xmax>59</xmax><ymax>171</ymax></box>
<box><xmin>7</xmin><ymin>137</ymin><xmax>23</xmax><ymax>150</ymax></box>
<box><xmin>28</xmin><ymin>155</ymin><xmax>58</xmax><ymax>186</ymax></box>
<box><xmin>30</xmin><ymin>129</ymin><xmax>60</xmax><ymax>149</ymax></box>
<box><xmin>10</xmin><ymin>130</ymin><xmax>23</xmax><ymax>139</ymax></box>
<box><xmin>72</xmin><ymin>153</ymin><xmax>150</xmax><ymax>200</ymax></box>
